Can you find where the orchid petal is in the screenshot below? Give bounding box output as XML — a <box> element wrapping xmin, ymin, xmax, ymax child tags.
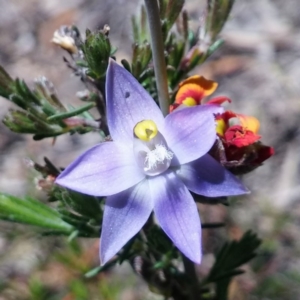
<box><xmin>177</xmin><ymin>154</ymin><xmax>249</xmax><ymax>197</ymax></box>
<box><xmin>106</xmin><ymin>60</ymin><xmax>165</xmax><ymax>143</ymax></box>
<box><xmin>100</xmin><ymin>180</ymin><xmax>152</xmax><ymax>264</ymax></box>
<box><xmin>56</xmin><ymin>142</ymin><xmax>145</xmax><ymax>196</ymax></box>
<box><xmin>165</xmin><ymin>105</ymin><xmax>223</xmax><ymax>165</ymax></box>
<box><xmin>149</xmin><ymin>171</ymin><xmax>202</xmax><ymax>264</ymax></box>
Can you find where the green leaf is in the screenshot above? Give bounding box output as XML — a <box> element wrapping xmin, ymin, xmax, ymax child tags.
<box><xmin>3</xmin><ymin>110</ymin><xmax>38</xmax><ymax>133</ymax></box>
<box><xmin>55</xmin><ymin>188</ymin><xmax>102</xmax><ymax>221</ymax></box>
<box><xmin>0</xmin><ymin>193</ymin><xmax>74</xmax><ymax>233</ymax></box>
<box><xmin>121</xmin><ymin>59</ymin><xmax>132</xmax><ymax>73</ymax></box>
<box><xmin>34</xmin><ymin>76</ymin><xmax>67</xmax><ymax>111</ymax></box>
<box><xmin>131</xmin><ymin>5</ymin><xmax>149</xmax><ymax>43</ymax></box>
<box><xmin>131</xmin><ymin>42</ymin><xmax>152</xmax><ymax>79</ymax></box>
<box><xmin>204</xmin><ymin>230</ymin><xmax>261</xmax><ymax>298</ymax></box>
<box><xmin>0</xmin><ymin>71</ymin><xmax>95</xmax><ymax>140</ymax></box>
<box><xmin>207</xmin><ymin>39</ymin><xmax>224</xmax><ymax>56</ymax></box>
<box><xmin>158</xmin><ymin>0</ymin><xmax>184</xmax><ymax>42</ymax></box>
<box><xmin>165</xmin><ymin>0</ymin><xmax>185</xmax><ymax>33</ymax></box>
<box><xmin>3</xmin><ymin>110</ymin><xmax>56</xmax><ymax>134</ymax></box>
<box><xmin>47</xmin><ymin>102</ymin><xmax>95</xmax><ymax>121</ymax></box>
<box><xmin>81</xmin><ymin>30</ymin><xmax>111</xmax><ymax>79</ymax></box>
<box><xmin>0</xmin><ymin>64</ymin><xmax>15</xmax><ymax>98</ymax></box>
<box><xmin>205</xmin><ymin>0</ymin><xmax>235</xmax><ymax>41</ymax></box>
<box><xmin>15</xmin><ymin>78</ymin><xmax>41</xmax><ymax>105</ymax></box>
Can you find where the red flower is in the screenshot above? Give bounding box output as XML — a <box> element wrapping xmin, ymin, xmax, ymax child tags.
<box><xmin>213</xmin><ymin>111</ymin><xmax>274</xmax><ymax>174</ymax></box>
<box><xmin>224</xmin><ymin>125</ymin><xmax>261</xmax><ymax>147</ymax></box>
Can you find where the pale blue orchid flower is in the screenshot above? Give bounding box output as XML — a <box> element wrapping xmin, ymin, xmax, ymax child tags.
<box><xmin>56</xmin><ymin>60</ymin><xmax>248</xmax><ymax>264</ymax></box>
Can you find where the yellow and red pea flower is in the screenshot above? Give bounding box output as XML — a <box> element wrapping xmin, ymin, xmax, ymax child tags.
<box><xmin>170</xmin><ymin>75</ymin><xmax>231</xmax><ymax>112</ymax></box>
<box><xmin>172</xmin><ymin>75</ymin><xmax>274</xmax><ymax>174</ymax></box>
<box><xmin>215</xmin><ymin>111</ymin><xmax>274</xmax><ymax>173</ymax></box>
<box><xmin>216</xmin><ymin>111</ymin><xmax>261</xmax><ymax>148</ymax></box>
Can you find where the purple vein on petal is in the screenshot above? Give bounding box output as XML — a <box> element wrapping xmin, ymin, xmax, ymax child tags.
<box><xmin>100</xmin><ymin>180</ymin><xmax>153</xmax><ymax>264</ymax></box>
<box><xmin>149</xmin><ymin>171</ymin><xmax>202</xmax><ymax>264</ymax></box>
<box><xmin>55</xmin><ymin>141</ymin><xmax>145</xmax><ymax>196</ymax></box>
<box><xmin>164</xmin><ymin>105</ymin><xmax>222</xmax><ymax>165</ymax></box>
<box><xmin>177</xmin><ymin>154</ymin><xmax>250</xmax><ymax>197</ymax></box>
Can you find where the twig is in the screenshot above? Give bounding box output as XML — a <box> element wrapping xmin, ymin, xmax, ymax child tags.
<box><xmin>144</xmin><ymin>0</ymin><xmax>169</xmax><ymax>116</ymax></box>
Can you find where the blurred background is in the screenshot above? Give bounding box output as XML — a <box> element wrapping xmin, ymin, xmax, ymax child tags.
<box><xmin>0</xmin><ymin>0</ymin><xmax>300</xmax><ymax>299</ymax></box>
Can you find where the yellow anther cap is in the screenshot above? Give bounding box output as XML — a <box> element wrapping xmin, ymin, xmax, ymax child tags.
<box><xmin>134</xmin><ymin>120</ymin><xmax>158</xmax><ymax>141</ymax></box>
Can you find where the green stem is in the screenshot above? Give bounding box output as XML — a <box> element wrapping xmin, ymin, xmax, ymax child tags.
<box><xmin>182</xmin><ymin>254</ymin><xmax>201</xmax><ymax>300</ymax></box>
<box><xmin>144</xmin><ymin>0</ymin><xmax>169</xmax><ymax>116</ymax></box>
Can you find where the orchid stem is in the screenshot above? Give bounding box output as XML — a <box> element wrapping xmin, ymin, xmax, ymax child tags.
<box><xmin>144</xmin><ymin>0</ymin><xmax>169</xmax><ymax>116</ymax></box>
<box><xmin>182</xmin><ymin>254</ymin><xmax>200</xmax><ymax>300</ymax></box>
